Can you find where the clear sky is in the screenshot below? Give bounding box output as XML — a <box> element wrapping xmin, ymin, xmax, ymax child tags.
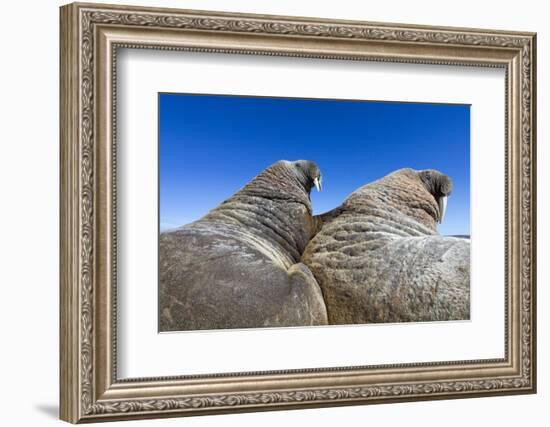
<box><xmin>159</xmin><ymin>93</ymin><xmax>470</xmax><ymax>236</ymax></box>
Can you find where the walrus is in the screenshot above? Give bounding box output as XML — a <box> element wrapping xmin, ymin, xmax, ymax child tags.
<box><xmin>159</xmin><ymin>160</ymin><xmax>328</xmax><ymax>331</ymax></box>
<box><xmin>302</xmin><ymin>168</ymin><xmax>470</xmax><ymax>325</ymax></box>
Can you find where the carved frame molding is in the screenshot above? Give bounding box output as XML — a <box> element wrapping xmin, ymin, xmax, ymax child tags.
<box><xmin>60</xmin><ymin>2</ymin><xmax>536</xmax><ymax>423</ymax></box>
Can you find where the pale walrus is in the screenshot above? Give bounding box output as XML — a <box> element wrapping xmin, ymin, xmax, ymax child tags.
<box><xmin>159</xmin><ymin>160</ymin><xmax>328</xmax><ymax>331</ymax></box>
<box><xmin>302</xmin><ymin>168</ymin><xmax>470</xmax><ymax>324</ymax></box>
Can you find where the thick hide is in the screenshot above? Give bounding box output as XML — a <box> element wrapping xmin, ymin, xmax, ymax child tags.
<box><xmin>302</xmin><ymin>168</ymin><xmax>470</xmax><ymax>324</ymax></box>
<box><xmin>159</xmin><ymin>160</ymin><xmax>328</xmax><ymax>331</ymax></box>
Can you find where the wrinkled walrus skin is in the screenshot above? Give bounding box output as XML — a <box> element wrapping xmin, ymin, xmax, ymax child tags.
<box><xmin>159</xmin><ymin>160</ymin><xmax>328</xmax><ymax>331</ymax></box>
<box><xmin>302</xmin><ymin>168</ymin><xmax>470</xmax><ymax>325</ymax></box>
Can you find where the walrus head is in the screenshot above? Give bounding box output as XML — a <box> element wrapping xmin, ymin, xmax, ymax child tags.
<box><xmin>225</xmin><ymin>159</ymin><xmax>323</xmax><ymax>217</ymax></box>
<box><xmin>293</xmin><ymin>160</ymin><xmax>322</xmax><ymax>194</ymax></box>
<box><xmin>418</xmin><ymin>169</ymin><xmax>453</xmax><ymax>224</ymax></box>
<box><xmin>336</xmin><ymin>168</ymin><xmax>453</xmax><ymax>233</ymax></box>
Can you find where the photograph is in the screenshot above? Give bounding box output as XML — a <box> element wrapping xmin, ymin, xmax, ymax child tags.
<box><xmin>158</xmin><ymin>93</ymin><xmax>471</xmax><ymax>332</ymax></box>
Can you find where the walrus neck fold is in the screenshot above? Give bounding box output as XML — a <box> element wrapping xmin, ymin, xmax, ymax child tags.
<box><xmin>237</xmin><ymin>161</ymin><xmax>314</xmax><ymax>213</ymax></box>
<box><xmin>204</xmin><ymin>161</ymin><xmax>317</xmax><ymax>265</ymax></box>
<box><xmin>342</xmin><ymin>169</ymin><xmax>441</xmax><ymax>234</ymax></box>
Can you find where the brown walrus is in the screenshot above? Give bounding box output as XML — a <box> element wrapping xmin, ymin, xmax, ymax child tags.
<box><xmin>302</xmin><ymin>168</ymin><xmax>470</xmax><ymax>325</ymax></box>
<box><xmin>159</xmin><ymin>160</ymin><xmax>328</xmax><ymax>331</ymax></box>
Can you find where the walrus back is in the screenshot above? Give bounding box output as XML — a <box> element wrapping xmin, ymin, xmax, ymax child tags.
<box><xmin>159</xmin><ymin>220</ymin><xmax>326</xmax><ymax>331</ymax></box>
<box><xmin>303</xmin><ymin>217</ymin><xmax>470</xmax><ymax>324</ymax></box>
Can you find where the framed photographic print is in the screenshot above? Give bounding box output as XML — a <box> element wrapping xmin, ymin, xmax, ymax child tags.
<box><xmin>60</xmin><ymin>2</ymin><xmax>537</xmax><ymax>423</ymax></box>
<box><xmin>157</xmin><ymin>93</ymin><xmax>471</xmax><ymax>332</ymax></box>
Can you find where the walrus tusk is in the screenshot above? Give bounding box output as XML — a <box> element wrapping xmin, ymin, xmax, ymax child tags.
<box><xmin>438</xmin><ymin>195</ymin><xmax>448</xmax><ymax>224</ymax></box>
<box><xmin>314</xmin><ymin>177</ymin><xmax>322</xmax><ymax>192</ymax></box>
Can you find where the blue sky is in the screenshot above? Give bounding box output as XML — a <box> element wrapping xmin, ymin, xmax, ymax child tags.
<box><xmin>159</xmin><ymin>93</ymin><xmax>470</xmax><ymax>236</ymax></box>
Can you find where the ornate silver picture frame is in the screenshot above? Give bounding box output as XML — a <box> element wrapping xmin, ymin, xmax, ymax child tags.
<box><xmin>60</xmin><ymin>2</ymin><xmax>536</xmax><ymax>423</ymax></box>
